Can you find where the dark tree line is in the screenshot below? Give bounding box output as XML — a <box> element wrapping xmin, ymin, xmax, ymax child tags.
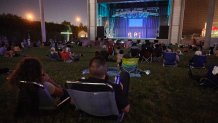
<box><xmin>0</xmin><ymin>14</ymin><xmax>87</xmax><ymax>44</ymax></box>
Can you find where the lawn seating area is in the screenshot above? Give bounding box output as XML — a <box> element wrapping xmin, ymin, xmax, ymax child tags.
<box><xmin>0</xmin><ymin>46</ymin><xmax>218</xmax><ymax>123</ymax></box>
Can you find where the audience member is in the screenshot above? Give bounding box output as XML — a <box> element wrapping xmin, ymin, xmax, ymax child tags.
<box><xmin>60</xmin><ymin>47</ymin><xmax>72</xmax><ymax>63</ymax></box>
<box><xmin>27</xmin><ymin>39</ymin><xmax>31</xmax><ymax>48</ymax></box>
<box><xmin>13</xmin><ymin>45</ymin><xmax>21</xmax><ymax>57</ymax></box>
<box><xmin>95</xmin><ymin>50</ymin><xmax>109</xmax><ymax>61</ymax></box>
<box><xmin>5</xmin><ymin>46</ymin><xmax>14</xmax><ymax>58</ymax></box>
<box><xmin>0</xmin><ymin>44</ymin><xmax>6</xmax><ymax>56</ymax></box>
<box><xmin>189</xmin><ymin>50</ymin><xmax>204</xmax><ymax>65</ymax></box>
<box><xmin>8</xmin><ymin>57</ymin><xmax>66</xmax><ymax>116</ymax></box>
<box><xmin>130</xmin><ymin>43</ymin><xmax>140</xmax><ymax>58</ymax></box>
<box><xmin>50</xmin><ymin>47</ymin><xmax>60</xmax><ymax>61</ymax></box>
<box><xmin>80</xmin><ymin>57</ymin><xmax>130</xmax><ymax>113</ymax></box>
<box><xmin>117</xmin><ymin>50</ymin><xmax>124</xmax><ymax>68</ymax></box>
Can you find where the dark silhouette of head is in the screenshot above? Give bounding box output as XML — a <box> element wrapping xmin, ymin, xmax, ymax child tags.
<box><xmin>89</xmin><ymin>57</ymin><xmax>107</xmax><ymax>79</ymax></box>
<box><xmin>9</xmin><ymin>57</ymin><xmax>43</xmax><ymax>86</ymax></box>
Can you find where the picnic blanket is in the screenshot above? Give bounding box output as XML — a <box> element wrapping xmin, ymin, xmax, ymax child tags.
<box><xmin>82</xmin><ymin>67</ymin><xmax>148</xmax><ymax>78</ymax></box>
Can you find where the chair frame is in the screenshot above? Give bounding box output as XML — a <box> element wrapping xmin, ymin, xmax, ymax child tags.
<box><xmin>65</xmin><ymin>81</ymin><xmax>124</xmax><ymax>122</ymax></box>
<box><xmin>141</xmin><ymin>51</ymin><xmax>153</xmax><ymax>63</ymax></box>
<box><xmin>19</xmin><ymin>81</ymin><xmax>70</xmax><ymax>110</ymax></box>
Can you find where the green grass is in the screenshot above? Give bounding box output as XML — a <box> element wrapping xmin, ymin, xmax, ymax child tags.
<box><xmin>0</xmin><ymin>46</ymin><xmax>218</xmax><ymax>123</ymax></box>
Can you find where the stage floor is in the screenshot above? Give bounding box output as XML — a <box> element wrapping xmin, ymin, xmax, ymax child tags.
<box><xmin>108</xmin><ymin>37</ymin><xmax>157</xmax><ymax>40</ymax></box>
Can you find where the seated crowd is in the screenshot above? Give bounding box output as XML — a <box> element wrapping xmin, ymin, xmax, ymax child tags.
<box><xmin>8</xmin><ymin>56</ymin><xmax>130</xmax><ymax>118</ymax></box>
<box><xmin>49</xmin><ymin>46</ymin><xmax>82</xmax><ymax>63</ymax></box>
<box><xmin>2</xmin><ymin>38</ymin><xmax>217</xmax><ymax>120</ymax></box>
<box><xmin>97</xmin><ymin>39</ymin><xmax>184</xmax><ymax>66</ymax></box>
<box><xmin>0</xmin><ymin>44</ymin><xmax>22</xmax><ymax>58</ymax></box>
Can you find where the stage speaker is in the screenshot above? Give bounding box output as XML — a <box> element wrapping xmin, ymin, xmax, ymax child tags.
<box><xmin>159</xmin><ymin>26</ymin><xmax>169</xmax><ymax>39</ymax></box>
<box><xmin>97</xmin><ymin>26</ymin><xmax>105</xmax><ymax>38</ymax></box>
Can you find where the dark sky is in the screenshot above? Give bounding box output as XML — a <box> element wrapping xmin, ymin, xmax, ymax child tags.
<box><xmin>0</xmin><ymin>0</ymin><xmax>88</xmax><ymax>25</ymax></box>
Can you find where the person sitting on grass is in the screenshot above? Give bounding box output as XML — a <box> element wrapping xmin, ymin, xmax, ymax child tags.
<box><xmin>8</xmin><ymin>57</ymin><xmax>67</xmax><ymax>116</ymax></box>
<box><xmin>80</xmin><ymin>56</ymin><xmax>130</xmax><ymax>113</ymax></box>
<box><xmin>50</xmin><ymin>47</ymin><xmax>60</xmax><ymax>61</ymax></box>
<box><xmin>66</xmin><ymin>47</ymin><xmax>81</xmax><ymax>62</ymax></box>
<box><xmin>13</xmin><ymin>44</ymin><xmax>22</xmax><ymax>57</ymax></box>
<box><xmin>0</xmin><ymin>44</ymin><xmax>6</xmax><ymax>56</ymax></box>
<box><xmin>5</xmin><ymin>46</ymin><xmax>15</xmax><ymax>58</ymax></box>
<box><xmin>60</xmin><ymin>47</ymin><xmax>81</xmax><ymax>63</ymax></box>
<box><xmin>60</xmin><ymin>47</ymin><xmax>72</xmax><ymax>63</ymax></box>
<box><xmin>117</xmin><ymin>50</ymin><xmax>124</xmax><ymax>68</ymax></box>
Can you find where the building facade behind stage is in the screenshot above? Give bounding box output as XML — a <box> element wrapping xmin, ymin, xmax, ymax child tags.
<box><xmin>88</xmin><ymin>0</ymin><xmax>217</xmax><ymax>46</ymax></box>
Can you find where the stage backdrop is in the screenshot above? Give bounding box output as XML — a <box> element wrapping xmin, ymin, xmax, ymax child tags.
<box><xmin>113</xmin><ymin>17</ymin><xmax>159</xmax><ymax>38</ymax></box>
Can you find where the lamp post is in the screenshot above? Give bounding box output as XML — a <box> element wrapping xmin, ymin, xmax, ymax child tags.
<box><xmin>39</xmin><ymin>0</ymin><xmax>46</xmax><ymax>45</ymax></box>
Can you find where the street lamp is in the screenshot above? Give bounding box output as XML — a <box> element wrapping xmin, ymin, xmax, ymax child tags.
<box><xmin>75</xmin><ymin>16</ymin><xmax>81</xmax><ymax>25</ymax></box>
<box><xmin>25</xmin><ymin>13</ymin><xmax>34</xmax><ymax>21</ymax></box>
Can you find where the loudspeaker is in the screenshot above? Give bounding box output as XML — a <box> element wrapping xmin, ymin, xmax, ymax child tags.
<box><xmin>97</xmin><ymin>26</ymin><xmax>105</xmax><ymax>38</ymax></box>
<box><xmin>159</xmin><ymin>26</ymin><xmax>169</xmax><ymax>39</ymax></box>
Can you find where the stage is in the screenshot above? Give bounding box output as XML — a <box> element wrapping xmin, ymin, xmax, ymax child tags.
<box><xmin>107</xmin><ymin>37</ymin><xmax>170</xmax><ymax>43</ymax></box>
<box><xmin>96</xmin><ymin>0</ymin><xmax>171</xmax><ymax>40</ymax></box>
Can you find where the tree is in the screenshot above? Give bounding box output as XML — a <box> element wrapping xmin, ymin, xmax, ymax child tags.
<box><xmin>61</xmin><ymin>20</ymin><xmax>71</xmax><ymax>26</ymax></box>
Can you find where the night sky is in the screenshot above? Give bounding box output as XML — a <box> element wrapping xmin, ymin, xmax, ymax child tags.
<box><xmin>0</xmin><ymin>0</ymin><xmax>88</xmax><ymax>25</ymax></box>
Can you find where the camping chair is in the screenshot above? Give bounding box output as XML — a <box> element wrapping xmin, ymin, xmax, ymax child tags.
<box><xmin>199</xmin><ymin>65</ymin><xmax>218</xmax><ymax>88</ymax></box>
<box><xmin>141</xmin><ymin>50</ymin><xmax>152</xmax><ymax>63</ymax></box>
<box><xmin>16</xmin><ymin>81</ymin><xmax>70</xmax><ymax>117</ymax></box>
<box><xmin>189</xmin><ymin>55</ymin><xmax>207</xmax><ymax>68</ymax></box>
<box><xmin>189</xmin><ymin>55</ymin><xmax>207</xmax><ymax>77</ymax></box>
<box><xmin>152</xmin><ymin>48</ymin><xmax>162</xmax><ymax>62</ymax></box>
<box><xmin>163</xmin><ymin>52</ymin><xmax>177</xmax><ymax>67</ymax></box>
<box><xmin>65</xmin><ymin>81</ymin><xmax>124</xmax><ymax>122</ymax></box>
<box><xmin>122</xmin><ymin>58</ymin><xmax>140</xmax><ymax>73</ymax></box>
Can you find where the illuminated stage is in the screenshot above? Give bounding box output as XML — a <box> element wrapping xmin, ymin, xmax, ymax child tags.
<box><xmin>97</xmin><ymin>0</ymin><xmax>171</xmax><ymax>39</ymax></box>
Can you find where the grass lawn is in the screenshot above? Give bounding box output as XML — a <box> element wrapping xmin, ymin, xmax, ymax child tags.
<box><xmin>0</xmin><ymin>46</ymin><xmax>218</xmax><ymax>123</ymax></box>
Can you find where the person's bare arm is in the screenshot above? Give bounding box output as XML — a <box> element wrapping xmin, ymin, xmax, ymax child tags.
<box><xmin>122</xmin><ymin>104</ymin><xmax>130</xmax><ymax>113</ymax></box>
<box><xmin>42</xmin><ymin>72</ymin><xmax>64</xmax><ymax>97</ymax></box>
<box><xmin>42</xmin><ymin>72</ymin><xmax>60</xmax><ymax>87</ymax></box>
<box><xmin>53</xmin><ymin>87</ymin><xmax>64</xmax><ymax>97</ymax></box>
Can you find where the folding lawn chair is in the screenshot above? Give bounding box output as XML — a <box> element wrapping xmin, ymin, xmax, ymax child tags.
<box><xmin>189</xmin><ymin>55</ymin><xmax>207</xmax><ymax>68</ymax></box>
<box><xmin>163</xmin><ymin>52</ymin><xmax>177</xmax><ymax>67</ymax></box>
<box><xmin>141</xmin><ymin>50</ymin><xmax>152</xmax><ymax>63</ymax></box>
<box><xmin>66</xmin><ymin>81</ymin><xmax>124</xmax><ymax>122</ymax></box>
<box><xmin>152</xmin><ymin>49</ymin><xmax>162</xmax><ymax>62</ymax></box>
<box><xmin>189</xmin><ymin>55</ymin><xmax>207</xmax><ymax>77</ymax></box>
<box><xmin>122</xmin><ymin>58</ymin><xmax>140</xmax><ymax>73</ymax></box>
<box><xmin>16</xmin><ymin>81</ymin><xmax>70</xmax><ymax>117</ymax></box>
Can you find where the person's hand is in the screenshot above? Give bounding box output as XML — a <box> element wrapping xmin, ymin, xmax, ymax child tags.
<box><xmin>42</xmin><ymin>73</ymin><xmax>51</xmax><ymax>82</ymax></box>
<box><xmin>120</xmin><ymin>83</ymin><xmax>124</xmax><ymax>90</ymax></box>
<box><xmin>122</xmin><ymin>104</ymin><xmax>130</xmax><ymax>113</ymax></box>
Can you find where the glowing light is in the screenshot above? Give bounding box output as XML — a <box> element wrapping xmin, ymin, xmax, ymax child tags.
<box><xmin>75</xmin><ymin>17</ymin><xmax>81</xmax><ymax>23</ymax></box>
<box><xmin>25</xmin><ymin>13</ymin><xmax>34</xmax><ymax>21</ymax></box>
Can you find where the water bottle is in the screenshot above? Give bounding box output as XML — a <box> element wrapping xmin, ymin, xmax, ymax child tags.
<box><xmin>114</xmin><ymin>74</ymin><xmax>121</xmax><ymax>85</ymax></box>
